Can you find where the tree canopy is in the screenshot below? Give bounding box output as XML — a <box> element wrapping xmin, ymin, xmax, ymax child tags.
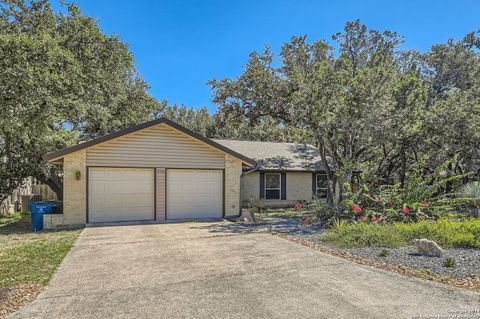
<box><xmin>210</xmin><ymin>20</ymin><xmax>480</xmax><ymax>199</ymax></box>
<box><xmin>0</xmin><ymin>0</ymin><xmax>479</xmax><ymax>206</ymax></box>
<box><xmin>0</xmin><ymin>0</ymin><xmax>162</xmax><ymax>199</ymax></box>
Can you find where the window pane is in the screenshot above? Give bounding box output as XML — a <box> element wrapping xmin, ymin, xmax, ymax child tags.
<box><xmin>265</xmin><ymin>174</ymin><xmax>280</xmax><ymax>188</ymax></box>
<box><xmin>265</xmin><ymin>189</ymin><xmax>280</xmax><ymax>200</ymax></box>
<box><xmin>317</xmin><ymin>174</ymin><xmax>328</xmax><ymax>189</ymax></box>
<box><xmin>317</xmin><ymin>189</ymin><xmax>327</xmax><ymax>199</ymax></box>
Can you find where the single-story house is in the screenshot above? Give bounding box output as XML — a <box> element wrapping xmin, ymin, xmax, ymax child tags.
<box><xmin>43</xmin><ymin>117</ymin><xmax>332</xmax><ymax>228</ymax></box>
<box><xmin>212</xmin><ymin>139</ymin><xmax>333</xmax><ymax>208</ymax></box>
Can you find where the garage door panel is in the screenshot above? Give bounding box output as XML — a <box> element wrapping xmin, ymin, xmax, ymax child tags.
<box><xmin>167</xmin><ymin>169</ymin><xmax>222</xmax><ymax>220</ymax></box>
<box><xmin>89</xmin><ymin>168</ymin><xmax>154</xmax><ymax>223</ymax></box>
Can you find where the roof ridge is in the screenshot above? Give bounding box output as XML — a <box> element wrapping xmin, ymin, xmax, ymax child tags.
<box><xmin>212</xmin><ymin>138</ymin><xmax>310</xmax><ymax>145</ymax></box>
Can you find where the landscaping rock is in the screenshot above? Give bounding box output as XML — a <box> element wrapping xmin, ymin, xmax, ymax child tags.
<box><xmin>278</xmin><ymin>233</ymin><xmax>480</xmax><ymax>292</ymax></box>
<box><xmin>414</xmin><ymin>238</ymin><xmax>444</xmax><ymax>257</ymax></box>
<box><xmin>289</xmin><ymin>228</ymin><xmax>480</xmax><ymax>280</ymax></box>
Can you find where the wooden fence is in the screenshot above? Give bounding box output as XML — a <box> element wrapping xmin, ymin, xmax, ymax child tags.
<box><xmin>1</xmin><ymin>181</ymin><xmax>57</xmax><ymax>215</ymax></box>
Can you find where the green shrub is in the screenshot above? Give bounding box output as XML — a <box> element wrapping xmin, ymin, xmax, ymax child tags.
<box><xmin>308</xmin><ymin>200</ymin><xmax>345</xmax><ymax>221</ymax></box>
<box><xmin>378</xmin><ymin>249</ymin><xmax>389</xmax><ymax>257</ymax></box>
<box><xmin>443</xmin><ymin>257</ymin><xmax>456</xmax><ymax>268</ymax></box>
<box><xmin>321</xmin><ymin>218</ymin><xmax>480</xmax><ymax>249</ymax></box>
<box><xmin>394</xmin><ymin>218</ymin><xmax>480</xmax><ymax>248</ymax></box>
<box><xmin>458</xmin><ymin>181</ymin><xmax>480</xmax><ymax>217</ymax></box>
<box><xmin>321</xmin><ymin>223</ymin><xmax>406</xmax><ymax>248</ymax></box>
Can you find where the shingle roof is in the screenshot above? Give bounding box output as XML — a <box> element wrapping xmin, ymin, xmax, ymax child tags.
<box><xmin>213</xmin><ymin>139</ymin><xmax>331</xmax><ymax>171</ymax></box>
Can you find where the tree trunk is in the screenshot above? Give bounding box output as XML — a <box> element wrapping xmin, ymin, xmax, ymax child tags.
<box><xmin>317</xmin><ymin>137</ymin><xmax>336</xmax><ymax>206</ymax></box>
<box><xmin>41</xmin><ymin>178</ymin><xmax>63</xmax><ymax>200</ymax></box>
<box><xmin>400</xmin><ymin>143</ymin><xmax>407</xmax><ymax>188</ymax></box>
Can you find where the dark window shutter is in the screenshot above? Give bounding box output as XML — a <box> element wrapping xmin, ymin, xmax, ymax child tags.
<box><xmin>259</xmin><ymin>172</ymin><xmax>265</xmax><ymax>199</ymax></box>
<box><xmin>312</xmin><ymin>173</ymin><xmax>317</xmax><ymax>198</ymax></box>
<box><xmin>281</xmin><ymin>173</ymin><xmax>286</xmax><ymax>200</ymax></box>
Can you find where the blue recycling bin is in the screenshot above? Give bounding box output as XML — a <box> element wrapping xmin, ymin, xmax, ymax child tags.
<box><xmin>30</xmin><ymin>202</ymin><xmax>57</xmax><ymax>231</ymax></box>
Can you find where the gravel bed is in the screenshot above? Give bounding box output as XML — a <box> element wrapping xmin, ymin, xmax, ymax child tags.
<box><xmin>344</xmin><ymin>246</ymin><xmax>480</xmax><ymax>278</ymax></box>
<box><xmin>289</xmin><ymin>227</ymin><xmax>480</xmax><ymax>279</ymax></box>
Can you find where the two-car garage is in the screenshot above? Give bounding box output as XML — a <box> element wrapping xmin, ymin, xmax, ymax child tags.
<box><xmin>88</xmin><ymin>167</ymin><xmax>223</xmax><ymax>223</ymax></box>
<box><xmin>43</xmin><ymin>118</ymin><xmax>252</xmax><ymax>228</ymax></box>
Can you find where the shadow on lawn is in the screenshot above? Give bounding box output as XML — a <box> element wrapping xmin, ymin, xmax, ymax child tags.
<box><xmin>0</xmin><ymin>214</ymin><xmax>33</xmax><ymax>236</ymax></box>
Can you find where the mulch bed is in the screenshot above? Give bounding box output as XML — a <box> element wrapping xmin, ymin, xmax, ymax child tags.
<box><xmin>275</xmin><ymin>233</ymin><xmax>480</xmax><ymax>292</ymax></box>
<box><xmin>0</xmin><ymin>284</ymin><xmax>43</xmax><ymax>319</ymax></box>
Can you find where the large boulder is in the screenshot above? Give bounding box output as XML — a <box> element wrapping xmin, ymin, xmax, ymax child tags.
<box><xmin>413</xmin><ymin>239</ymin><xmax>444</xmax><ymax>257</ymax></box>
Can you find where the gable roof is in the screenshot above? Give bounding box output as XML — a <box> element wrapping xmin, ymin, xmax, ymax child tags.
<box><xmin>43</xmin><ymin>117</ymin><xmax>256</xmax><ymax>165</ymax></box>
<box><xmin>213</xmin><ymin>139</ymin><xmax>332</xmax><ymax>171</ymax></box>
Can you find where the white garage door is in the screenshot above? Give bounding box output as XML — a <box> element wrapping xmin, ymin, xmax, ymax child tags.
<box><xmin>88</xmin><ymin>168</ymin><xmax>154</xmax><ymax>223</ymax></box>
<box><xmin>167</xmin><ymin>169</ymin><xmax>222</xmax><ymax>219</ymax></box>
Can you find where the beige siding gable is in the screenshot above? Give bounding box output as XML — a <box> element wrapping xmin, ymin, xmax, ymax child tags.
<box><xmin>86</xmin><ymin>124</ymin><xmax>225</xmax><ymax>168</ymax></box>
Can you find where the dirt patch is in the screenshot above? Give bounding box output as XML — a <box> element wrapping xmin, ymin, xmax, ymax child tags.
<box><xmin>0</xmin><ymin>284</ymin><xmax>43</xmax><ymax>318</ymax></box>
<box><xmin>276</xmin><ymin>233</ymin><xmax>480</xmax><ymax>292</ymax></box>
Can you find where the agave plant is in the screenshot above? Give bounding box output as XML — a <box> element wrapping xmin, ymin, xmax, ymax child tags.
<box><xmin>458</xmin><ymin>182</ymin><xmax>480</xmax><ymax>217</ymax></box>
<box><xmin>329</xmin><ymin>218</ymin><xmax>348</xmax><ymax>230</ymax></box>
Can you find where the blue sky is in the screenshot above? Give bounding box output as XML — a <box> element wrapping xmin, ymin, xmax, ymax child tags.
<box><xmin>67</xmin><ymin>0</ymin><xmax>479</xmax><ymax>112</ymax></box>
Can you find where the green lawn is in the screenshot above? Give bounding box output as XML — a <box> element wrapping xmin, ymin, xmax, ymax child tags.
<box><xmin>321</xmin><ymin>218</ymin><xmax>480</xmax><ymax>248</ymax></box>
<box><xmin>0</xmin><ymin>213</ymin><xmax>81</xmax><ymax>287</ymax></box>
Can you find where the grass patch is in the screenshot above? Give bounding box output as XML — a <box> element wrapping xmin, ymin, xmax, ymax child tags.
<box><xmin>0</xmin><ymin>211</ymin><xmax>22</xmax><ymax>227</ymax></box>
<box><xmin>321</xmin><ymin>218</ymin><xmax>480</xmax><ymax>249</ymax></box>
<box><xmin>0</xmin><ymin>213</ymin><xmax>81</xmax><ymax>287</ymax></box>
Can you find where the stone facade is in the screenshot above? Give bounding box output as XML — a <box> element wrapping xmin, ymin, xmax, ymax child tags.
<box><xmin>43</xmin><ymin>214</ymin><xmax>65</xmax><ymax>229</ymax></box>
<box><xmin>224</xmin><ymin>155</ymin><xmax>242</xmax><ymax>217</ymax></box>
<box><xmin>44</xmin><ymin>150</ymin><xmax>86</xmax><ymax>229</ymax></box>
<box><xmin>63</xmin><ymin>150</ymin><xmax>87</xmax><ymax>226</ymax></box>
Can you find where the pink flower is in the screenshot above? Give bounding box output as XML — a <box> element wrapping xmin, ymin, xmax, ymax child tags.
<box><xmin>402</xmin><ymin>207</ymin><xmax>410</xmax><ymax>214</ymax></box>
<box><xmin>294</xmin><ymin>202</ymin><xmax>302</xmax><ymax>210</ymax></box>
<box><xmin>352</xmin><ymin>205</ymin><xmax>362</xmax><ymax>214</ymax></box>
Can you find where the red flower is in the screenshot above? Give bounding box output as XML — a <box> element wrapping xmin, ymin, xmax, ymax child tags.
<box><xmin>372</xmin><ymin>216</ymin><xmax>382</xmax><ymax>223</ymax></box>
<box><xmin>351</xmin><ymin>205</ymin><xmax>362</xmax><ymax>214</ymax></box>
<box><xmin>402</xmin><ymin>207</ymin><xmax>410</xmax><ymax>214</ymax></box>
<box><xmin>422</xmin><ymin>201</ymin><xmax>430</xmax><ymax>208</ymax></box>
<box><xmin>294</xmin><ymin>202</ymin><xmax>302</xmax><ymax>210</ymax></box>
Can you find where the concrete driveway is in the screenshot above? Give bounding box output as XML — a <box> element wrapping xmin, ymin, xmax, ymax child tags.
<box><xmin>10</xmin><ymin>221</ymin><xmax>480</xmax><ymax>319</ymax></box>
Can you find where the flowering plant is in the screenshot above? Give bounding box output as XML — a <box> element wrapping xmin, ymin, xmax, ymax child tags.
<box><xmin>341</xmin><ymin>158</ymin><xmax>471</xmax><ymax>223</ymax></box>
